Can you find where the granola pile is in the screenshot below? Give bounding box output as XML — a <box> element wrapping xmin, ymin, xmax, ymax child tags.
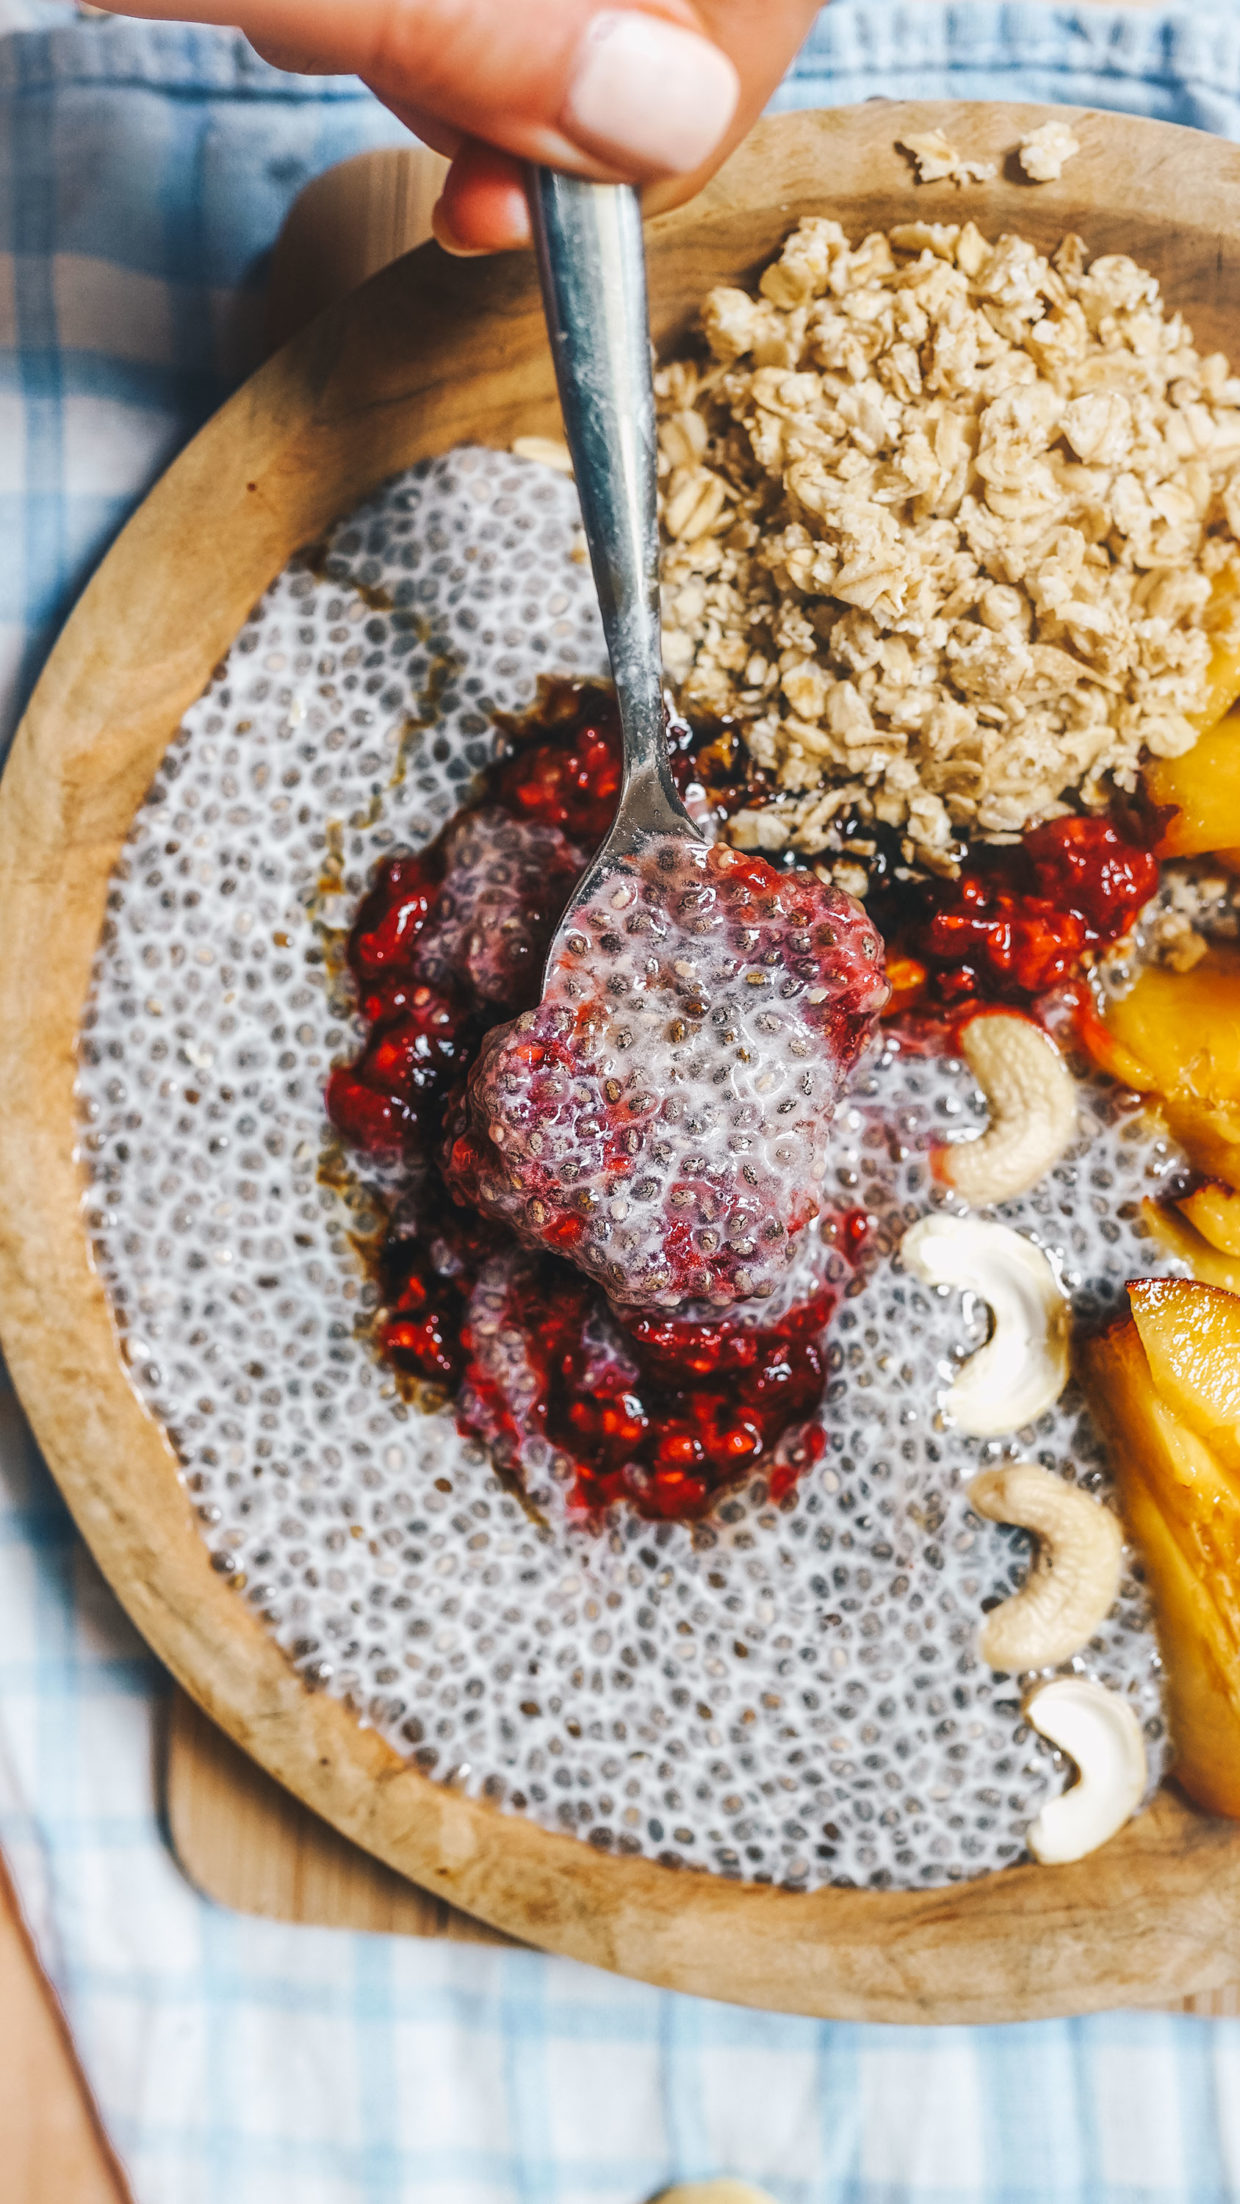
<box><xmin>656</xmin><ymin>219</ymin><xmax>1240</xmax><ymax>872</ymax></box>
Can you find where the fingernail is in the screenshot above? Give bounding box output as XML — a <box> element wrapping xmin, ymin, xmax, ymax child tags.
<box><xmin>561</xmin><ymin>10</ymin><xmax>740</xmax><ymax>176</ymax></box>
<box><xmin>431</xmin><ymin>200</ymin><xmax>492</xmax><ymax>257</ymax></box>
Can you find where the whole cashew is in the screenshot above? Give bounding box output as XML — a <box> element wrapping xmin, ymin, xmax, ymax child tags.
<box><xmin>969</xmin><ymin>1462</ymin><xmax>1124</xmax><ymax>1671</ymax></box>
<box><xmin>654</xmin><ymin>2190</ymin><xmax>777</xmax><ymax>2204</ymax></box>
<box><xmin>901</xmin><ymin>1214</ymin><xmax>1071</xmax><ymax>1437</ymax></box>
<box><xmin>940</xmin><ymin>1015</ymin><xmax>1078</xmax><ymax>1207</ymax></box>
<box><xmin>1024</xmin><ymin>1677</ymin><xmax>1147</xmax><ymax>1864</ymax></box>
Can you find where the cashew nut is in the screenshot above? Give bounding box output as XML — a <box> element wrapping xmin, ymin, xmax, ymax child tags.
<box><xmin>939</xmin><ymin>1015</ymin><xmax>1078</xmax><ymax>1207</ymax></box>
<box><xmin>968</xmin><ymin>1463</ymin><xmax>1124</xmax><ymax>1670</ymax></box>
<box><xmin>653</xmin><ymin>2190</ymin><xmax>777</xmax><ymax>2204</ymax></box>
<box><xmin>1024</xmin><ymin>1676</ymin><xmax>1147</xmax><ymax>1863</ymax></box>
<box><xmin>901</xmin><ymin>1214</ymin><xmax>1071</xmax><ymax>1436</ymax></box>
<box><xmin>511</xmin><ymin>434</ymin><xmax>574</xmax><ymax>476</ymax></box>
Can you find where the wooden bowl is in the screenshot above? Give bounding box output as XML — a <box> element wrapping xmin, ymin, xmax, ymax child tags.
<box><xmin>4</xmin><ymin>100</ymin><xmax>1240</xmax><ymax>2022</ymax></box>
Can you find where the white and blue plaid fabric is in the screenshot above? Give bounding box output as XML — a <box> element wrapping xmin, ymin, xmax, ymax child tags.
<box><xmin>7</xmin><ymin>6</ymin><xmax>1240</xmax><ymax>2199</ymax></box>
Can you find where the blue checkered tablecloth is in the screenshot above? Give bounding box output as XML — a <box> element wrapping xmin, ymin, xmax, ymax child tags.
<box><xmin>7</xmin><ymin>6</ymin><xmax>1240</xmax><ymax>2200</ymax></box>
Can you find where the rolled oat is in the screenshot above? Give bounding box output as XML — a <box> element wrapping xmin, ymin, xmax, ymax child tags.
<box><xmin>899</xmin><ymin>130</ymin><xmax>999</xmax><ymax>189</ymax></box>
<box><xmin>657</xmin><ymin>219</ymin><xmax>1240</xmax><ymax>872</ymax></box>
<box><xmin>1019</xmin><ymin>120</ymin><xmax>1081</xmax><ymax>185</ymax></box>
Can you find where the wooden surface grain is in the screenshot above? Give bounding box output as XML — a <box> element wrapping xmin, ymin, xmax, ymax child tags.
<box><xmin>8</xmin><ymin>102</ymin><xmax>1240</xmax><ymax>2019</ymax></box>
<box><xmin>265</xmin><ymin>144</ymin><xmax>449</xmax><ymax>353</ymax></box>
<box><xmin>168</xmin><ymin>1691</ymin><xmax>511</xmax><ymax>1942</ymax></box>
<box><xmin>166</xmin><ymin>1685</ymin><xmax>1240</xmax><ymax>2013</ymax></box>
<box><xmin>0</xmin><ymin>1854</ymin><xmax>131</xmax><ymax>2201</ymax></box>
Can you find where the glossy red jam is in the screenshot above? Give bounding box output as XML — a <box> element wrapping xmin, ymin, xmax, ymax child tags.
<box><xmin>328</xmin><ymin>689</ymin><xmax>857</xmax><ymax>1521</ymax></box>
<box><xmin>450</xmin><ymin>1235</ymin><xmax>838</xmax><ymax>1518</ymax></box>
<box><xmin>874</xmin><ymin>813</ymin><xmax>1159</xmax><ymax>1033</ymax></box>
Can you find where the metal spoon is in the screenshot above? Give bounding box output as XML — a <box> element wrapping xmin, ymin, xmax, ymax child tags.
<box><xmin>529</xmin><ymin>166</ymin><xmax>702</xmax><ymax>951</ymax></box>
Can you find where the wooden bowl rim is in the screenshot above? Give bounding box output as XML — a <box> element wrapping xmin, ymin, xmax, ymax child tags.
<box><xmin>4</xmin><ymin>99</ymin><xmax>1240</xmax><ymax>2022</ymax></box>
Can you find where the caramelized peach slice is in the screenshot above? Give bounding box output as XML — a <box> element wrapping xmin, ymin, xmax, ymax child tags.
<box><xmin>1128</xmin><ymin>1275</ymin><xmax>1240</xmax><ymax>1476</ymax></box>
<box><xmin>1145</xmin><ymin>571</ymin><xmax>1240</xmax><ymax>858</ymax></box>
<box><xmin>1195</xmin><ymin>623</ymin><xmax>1240</xmax><ymax>734</ymax></box>
<box><xmin>1082</xmin><ymin>1302</ymin><xmax>1240</xmax><ymax>1817</ymax></box>
<box><xmin>1087</xmin><ymin>949</ymin><xmax>1240</xmax><ymax>1185</ymax></box>
<box><xmin>1146</xmin><ymin>711</ymin><xmax>1240</xmax><ymax>859</ymax></box>
<box><xmin>1099</xmin><ymin>947</ymin><xmax>1240</xmax><ymax>1100</ymax></box>
<box><xmin>1140</xmin><ymin>1201</ymin><xmax>1240</xmax><ymax>1296</ymax></box>
<box><xmin>1189</xmin><ymin>572</ymin><xmax>1240</xmax><ymax>738</ymax></box>
<box><xmin>1162</xmin><ymin>1096</ymin><xmax>1240</xmax><ymax>1193</ymax></box>
<box><xmin>1179</xmin><ymin>1180</ymin><xmax>1240</xmax><ymax>1256</ymax></box>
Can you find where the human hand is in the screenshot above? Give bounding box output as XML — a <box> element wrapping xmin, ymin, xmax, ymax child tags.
<box><xmin>94</xmin><ymin>0</ymin><xmax>822</xmax><ymax>252</ymax></box>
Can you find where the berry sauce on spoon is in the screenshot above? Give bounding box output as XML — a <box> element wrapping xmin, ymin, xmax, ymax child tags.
<box><xmin>446</xmin><ymin>834</ymin><xmax>887</xmax><ymax>1312</ymax></box>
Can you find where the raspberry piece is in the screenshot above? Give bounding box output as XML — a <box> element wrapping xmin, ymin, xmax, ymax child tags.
<box><xmin>621</xmin><ymin>1285</ymin><xmax>837</xmax><ymax>1384</ymax></box>
<box><xmin>546</xmin><ymin>1304</ymin><xmax>650</xmax><ymax>1479</ymax></box>
<box><xmin>555</xmin><ymin>1383</ymin><xmax>650</xmax><ymax>1472</ymax></box>
<box><xmin>328</xmin><ymin>983</ymin><xmax>470</xmax><ymax>1156</ymax></box>
<box><xmin>448</xmin><ymin>838</ymin><xmax>887</xmax><ymax>1312</ymax></box>
<box><xmin>348</xmin><ymin>852</ymin><xmax>441</xmax><ymax>984</ymax></box>
<box><xmin>361</xmin><ymin>989</ymin><xmax>467</xmax><ymax>1099</ymax></box>
<box><xmin>455</xmin><ymin>1251</ymin><xmax>601</xmax><ymax>1495</ymax></box>
<box><xmin>452</xmin><ymin>1243</ymin><xmax>833</xmax><ymax>1520</ymax></box>
<box><xmin>381</xmin><ymin>1300</ymin><xmax>464</xmax><ymax>1388</ymax></box>
<box><xmin>357</xmin><ymin>972</ymin><xmax>444</xmax><ymax>1030</ymax></box>
<box><xmin>622</xmin><ymin>1313</ymin><xmax>764</xmax><ymax>1381</ymax></box>
<box><xmin>454</xmin><ymin>1253</ymin><xmax>543</xmax><ymax>1473</ymax></box>
<box><xmin>375</xmin><ymin>1233</ymin><xmax>468</xmax><ymax>1389</ymax></box>
<box><xmin>1024</xmin><ymin>815</ymin><xmax>1158</xmax><ymax>937</ymax></box>
<box><xmin>925</xmin><ymin>886</ymin><xmax>1088</xmax><ymax>996</ymax></box>
<box><xmin>414</xmin><ymin>807</ymin><xmax>585</xmax><ymax>1009</ymax></box>
<box><xmin>685</xmin><ymin>1396</ymin><xmax>768</xmax><ymax>1472</ymax></box>
<box><xmin>325</xmin><ymin>1069</ymin><xmax>412</xmax><ymax>1157</ymax></box>
<box><xmin>879</xmin><ymin>810</ymin><xmax>1159</xmax><ymax>1021</ymax></box>
<box><xmin>737</xmin><ymin>1333</ymin><xmax>827</xmax><ymax>1425</ymax></box>
<box><xmin>495</xmin><ymin>711</ymin><xmax>621</xmax><ymax>844</ymax></box>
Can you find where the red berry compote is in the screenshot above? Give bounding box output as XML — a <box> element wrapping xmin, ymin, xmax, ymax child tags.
<box><xmin>326</xmin><ymin>687</ymin><xmax>887</xmax><ymax>1522</ymax></box>
<box><xmin>447</xmin><ymin>837</ymin><xmax>887</xmax><ymax>1310</ymax></box>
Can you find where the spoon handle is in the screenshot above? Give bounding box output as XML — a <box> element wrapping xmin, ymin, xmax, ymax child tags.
<box><xmin>529</xmin><ymin>167</ymin><xmax>687</xmax><ymax>842</ymax></box>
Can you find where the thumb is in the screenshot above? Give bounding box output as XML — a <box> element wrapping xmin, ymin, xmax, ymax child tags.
<box><xmin>102</xmin><ymin>0</ymin><xmax>741</xmax><ymax>184</ymax></box>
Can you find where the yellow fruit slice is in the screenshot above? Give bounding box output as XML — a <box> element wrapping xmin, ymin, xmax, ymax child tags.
<box><xmin>1179</xmin><ymin>1180</ymin><xmax>1240</xmax><ymax>1256</ymax></box>
<box><xmin>1082</xmin><ymin>1309</ymin><xmax>1240</xmax><ymax>1817</ymax></box>
<box><xmin>1141</xmin><ymin>1200</ymin><xmax>1240</xmax><ymax>1295</ymax></box>
<box><xmin>1128</xmin><ymin>1275</ymin><xmax>1240</xmax><ymax>1476</ymax></box>
<box><xmin>1101</xmin><ymin>947</ymin><xmax>1240</xmax><ymax>1103</ymax></box>
<box><xmin>1196</xmin><ymin>626</ymin><xmax>1240</xmax><ymax>734</ymax></box>
<box><xmin>1088</xmin><ymin>949</ymin><xmax>1240</xmax><ymax>1184</ymax></box>
<box><xmin>1147</xmin><ymin>711</ymin><xmax>1240</xmax><ymax>858</ymax></box>
<box><xmin>1162</xmin><ymin>1097</ymin><xmax>1240</xmax><ymax>1193</ymax></box>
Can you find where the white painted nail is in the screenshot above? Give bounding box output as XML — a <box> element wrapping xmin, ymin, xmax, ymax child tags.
<box><xmin>561</xmin><ymin>10</ymin><xmax>740</xmax><ymax>176</ymax></box>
